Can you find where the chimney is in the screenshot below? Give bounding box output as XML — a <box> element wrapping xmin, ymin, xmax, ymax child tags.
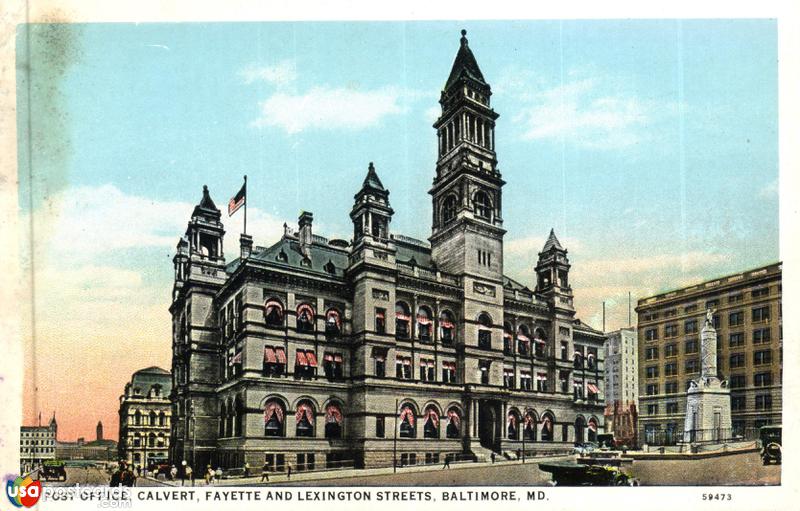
<box><xmin>240</xmin><ymin>233</ymin><xmax>253</xmax><ymax>259</ymax></box>
<box><xmin>298</xmin><ymin>211</ymin><xmax>313</xmax><ymax>257</ymax></box>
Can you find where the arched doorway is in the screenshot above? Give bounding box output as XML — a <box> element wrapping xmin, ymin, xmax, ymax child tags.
<box><xmin>588</xmin><ymin>418</ymin><xmax>598</xmax><ymax>442</ymax></box>
<box><xmin>478</xmin><ymin>400</ymin><xmax>501</xmax><ymax>450</ymax></box>
<box><xmin>575</xmin><ymin>416</ymin><xmax>586</xmax><ymax>444</ymax></box>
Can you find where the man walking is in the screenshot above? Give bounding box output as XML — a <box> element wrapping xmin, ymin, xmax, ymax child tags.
<box><xmin>442</xmin><ymin>456</ymin><xmax>451</xmax><ymax>469</ymax></box>
<box><xmin>185</xmin><ymin>464</ymin><xmax>194</xmax><ymax>486</ymax></box>
<box><xmin>261</xmin><ymin>462</ymin><xmax>270</xmax><ymax>483</ymax></box>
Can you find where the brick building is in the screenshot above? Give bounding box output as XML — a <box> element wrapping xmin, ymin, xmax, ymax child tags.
<box><xmin>169</xmin><ymin>31</ymin><xmax>606</xmax><ymax>471</ymax></box>
<box><xmin>636</xmin><ymin>262</ymin><xmax>782</xmax><ymax>444</ymax></box>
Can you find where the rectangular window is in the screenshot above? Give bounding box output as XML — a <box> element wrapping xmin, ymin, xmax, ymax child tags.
<box><xmin>664</xmin><ymin>324</ymin><xmax>678</xmax><ymax>337</ymax></box>
<box><xmin>645</xmin><ymin>328</ymin><xmax>658</xmax><ymax>341</ymax></box>
<box><xmin>754</xmin><ymin>350</ymin><xmax>772</xmax><ymax>365</ymax></box>
<box><xmin>560</xmin><ymin>341</ymin><xmax>568</xmax><ymax>360</ymax></box>
<box><xmin>755</xmin><ymin>394</ymin><xmax>773</xmax><ymax>411</ymax></box>
<box><xmin>420</xmin><ymin>360</ymin><xmax>435</xmax><ymax>382</ymax></box>
<box><xmin>647</xmin><ymin>404</ymin><xmax>658</xmax><ymax>415</ymax></box>
<box><xmin>573</xmin><ymin>380</ymin><xmax>584</xmax><ymax>400</ymax></box>
<box><xmin>666</xmin><ymin>402</ymin><xmax>678</xmax><ymax>414</ymax></box>
<box><xmin>396</xmin><ymin>357</ymin><xmax>412</xmax><ymax>379</ymax></box>
<box><xmin>646</xmin><ymin>383</ymin><xmax>659</xmax><ymax>396</ymax></box>
<box><xmin>665</xmin><ymin>309</ymin><xmax>677</xmax><ymax>317</ymax></box>
<box><xmin>729</xmin><ymin>374</ymin><xmax>746</xmax><ymax>388</ymax></box>
<box><xmin>664</xmin><ymin>362</ymin><xmax>678</xmax><ymax>377</ymax></box>
<box><xmin>537</xmin><ymin>373</ymin><xmax>548</xmax><ymax>392</ymax></box>
<box><xmin>729</xmin><ymin>353</ymin><xmax>745</xmax><ymax>369</ymax></box>
<box><xmin>665</xmin><ymin>381</ymin><xmax>678</xmax><ymax>394</ymax></box>
<box><xmin>754</xmin><ymin>372</ymin><xmax>772</xmax><ymax>387</ymax></box>
<box><xmin>375</xmin><ymin>308</ymin><xmax>386</xmax><ymax>334</ymax></box>
<box><xmin>728</xmin><ymin>293</ymin><xmax>743</xmax><ymax>303</ymax></box>
<box><xmin>478</xmin><ymin>330</ymin><xmax>492</xmax><ymax>349</ymax></box>
<box><xmin>705</xmin><ymin>299</ymin><xmax>719</xmax><ymax>309</ymax></box>
<box><xmin>728</xmin><ymin>311</ymin><xmax>744</xmax><ymax>327</ymax></box>
<box><xmin>645</xmin><ymin>347</ymin><xmax>659</xmax><ymax>360</ymax></box>
<box><xmin>520</xmin><ymin>372</ymin><xmax>532</xmax><ymax>390</ymax></box>
<box><xmin>752</xmin><ymin>306</ymin><xmax>770</xmax><ymax>323</ymax></box>
<box><xmin>442</xmin><ymin>362</ymin><xmax>456</xmax><ymax>383</ymax></box>
<box><xmin>684</xmin><ymin>320</ymin><xmax>698</xmax><ymax>334</ymax></box>
<box><xmin>559</xmin><ymin>326</ymin><xmax>571</xmax><ymax>336</ymax></box>
<box><xmin>646</xmin><ymin>366</ymin><xmax>659</xmax><ymax>379</ymax></box>
<box><xmin>729</xmin><ymin>333</ymin><xmax>745</xmax><ymax>347</ymax></box>
<box><xmin>480</xmin><ymin>363</ymin><xmax>490</xmax><ymax>385</ymax></box>
<box><xmin>684</xmin><ymin>305</ymin><xmax>697</xmax><ymax>313</ymax></box>
<box><xmin>685</xmin><ymin>340</ymin><xmax>698</xmax><ymax>354</ymax></box>
<box><xmin>685</xmin><ymin>359</ymin><xmax>699</xmax><ymax>374</ymax></box>
<box><xmin>503</xmin><ymin>368</ymin><xmax>515</xmax><ymax>389</ymax></box>
<box><xmin>665</xmin><ymin>344</ymin><xmax>678</xmax><ymax>357</ymax></box>
<box><xmin>731</xmin><ymin>396</ymin><xmax>746</xmax><ymax>411</ymax></box>
<box><xmin>753</xmin><ymin>328</ymin><xmax>771</xmax><ymax>344</ymax></box>
<box><xmin>375</xmin><ymin>356</ymin><xmax>386</xmax><ymax>378</ymax></box>
<box><xmin>376</xmin><ymin>416</ymin><xmax>385</xmax><ymax>438</ymax></box>
<box><xmin>752</xmin><ymin>287</ymin><xmax>769</xmax><ymax>298</ymax></box>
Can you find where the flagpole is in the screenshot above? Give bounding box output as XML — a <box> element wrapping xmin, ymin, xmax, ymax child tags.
<box><xmin>243</xmin><ymin>175</ymin><xmax>248</xmax><ymax>236</ymax></box>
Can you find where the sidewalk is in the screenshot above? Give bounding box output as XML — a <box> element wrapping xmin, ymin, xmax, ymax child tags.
<box><xmin>143</xmin><ymin>454</ymin><xmax>571</xmax><ymax>487</ymax></box>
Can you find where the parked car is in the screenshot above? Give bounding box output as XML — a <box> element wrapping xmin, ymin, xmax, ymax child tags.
<box><xmin>572</xmin><ymin>442</ymin><xmax>599</xmax><ymax>456</ymax></box>
<box><xmin>539</xmin><ymin>461</ymin><xmax>633</xmax><ymax>486</ymax></box>
<box><xmin>760</xmin><ymin>425</ymin><xmax>781</xmax><ymax>465</ymax></box>
<box><xmin>41</xmin><ymin>460</ymin><xmax>67</xmax><ymax>482</ymax></box>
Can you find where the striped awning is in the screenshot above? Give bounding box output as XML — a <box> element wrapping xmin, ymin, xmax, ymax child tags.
<box><xmin>296</xmin><ymin>351</ymin><xmax>308</xmax><ymax>366</ymax></box>
<box><xmin>264</xmin><ymin>347</ymin><xmax>276</xmax><ymax>363</ymax></box>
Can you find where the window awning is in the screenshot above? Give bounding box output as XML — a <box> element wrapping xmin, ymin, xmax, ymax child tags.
<box><xmin>333</xmin><ymin>354</ymin><xmax>343</xmax><ymax>363</ymax></box>
<box><xmin>375</xmin><ymin>310</ymin><xmax>386</xmax><ymax>319</ymax></box>
<box><xmin>306</xmin><ymin>351</ymin><xmax>318</xmax><ymax>367</ymax></box>
<box><xmin>264</xmin><ymin>347</ymin><xmax>276</xmax><ymax>364</ymax></box>
<box><xmin>324</xmin><ymin>353</ymin><xmax>334</xmax><ymax>362</ymax></box>
<box><xmin>417</xmin><ymin>315</ymin><xmax>432</xmax><ymax>326</ymax></box>
<box><xmin>440</xmin><ymin>320</ymin><xmax>454</xmax><ymax>329</ymax></box>
<box><xmin>396</xmin><ymin>313</ymin><xmax>411</xmax><ymax>321</ymax></box>
<box><xmin>402</xmin><ymin>358</ymin><xmax>412</xmax><ymax>366</ymax></box>
<box><xmin>229</xmin><ymin>351</ymin><xmax>242</xmax><ymax>366</ymax></box>
<box><xmin>588</xmin><ymin>383</ymin><xmax>600</xmax><ymax>394</ymax></box>
<box><xmin>517</xmin><ymin>334</ymin><xmax>530</xmax><ymax>342</ymax></box>
<box><xmin>296</xmin><ymin>351</ymin><xmax>308</xmax><ymax>366</ymax></box>
<box><xmin>275</xmin><ymin>348</ymin><xmax>287</xmax><ymax>364</ymax></box>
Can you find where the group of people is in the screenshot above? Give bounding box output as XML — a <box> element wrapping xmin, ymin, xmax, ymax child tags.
<box><xmin>110</xmin><ymin>460</ymin><xmax>300</xmax><ymax>486</ymax></box>
<box><xmin>109</xmin><ymin>462</ymin><xmax>136</xmax><ymax>487</ymax></box>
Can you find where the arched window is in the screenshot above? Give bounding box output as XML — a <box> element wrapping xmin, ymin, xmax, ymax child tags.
<box><xmin>524</xmin><ymin>411</ymin><xmax>537</xmax><ymax>441</ymax></box>
<box><xmin>507</xmin><ymin>410</ymin><xmax>520</xmax><ymax>440</ymax></box>
<box><xmin>588</xmin><ymin>417</ymin><xmax>598</xmax><ymax>442</ymax></box>
<box><xmin>264</xmin><ymin>400</ymin><xmax>285</xmax><ymax>437</ymax></box>
<box><xmin>439</xmin><ymin>310</ymin><xmax>455</xmax><ymax>345</ymax></box>
<box><xmin>296</xmin><ymin>303</ymin><xmax>315</xmax><ymax>333</ymax></box>
<box><xmin>534</xmin><ymin>328</ymin><xmax>547</xmax><ymax>358</ymax></box>
<box><xmin>399</xmin><ymin>405</ymin><xmax>416</xmax><ymax>438</ymax></box>
<box><xmin>234</xmin><ymin>397</ymin><xmax>244</xmax><ymax>437</ymax></box>
<box><xmin>325</xmin><ymin>404</ymin><xmax>343</xmax><ymax>439</ymax></box>
<box><xmin>575</xmin><ymin>416</ymin><xmax>586</xmax><ymax>444</ymax></box>
<box><xmin>423</xmin><ymin>406</ymin><xmax>440</xmax><ymax>439</ymax></box>
<box><xmin>587</xmin><ymin>352</ymin><xmax>596</xmax><ymax>370</ymax></box>
<box><xmin>295</xmin><ymin>401</ymin><xmax>315</xmax><ymax>437</ymax></box>
<box><xmin>133</xmin><ymin>433</ymin><xmax>141</xmax><ymax>447</ymax></box>
<box><xmin>517</xmin><ymin>325</ymin><xmax>531</xmax><ymax>356</ymax></box>
<box><xmin>264</xmin><ymin>299</ymin><xmax>284</xmax><ymax>327</ymax></box>
<box><xmin>473</xmin><ymin>190</ymin><xmax>492</xmax><ymax>220</ymax></box>
<box><xmin>395</xmin><ymin>302</ymin><xmax>411</xmax><ymax>338</ymax></box>
<box><xmin>158</xmin><ymin>412</ymin><xmax>166</xmax><ymax>427</ymax></box>
<box><xmin>157</xmin><ymin>433</ymin><xmax>165</xmax><ymax>447</ymax></box>
<box><xmin>417</xmin><ymin>306</ymin><xmax>432</xmax><ymax>342</ymax></box>
<box><xmin>226</xmin><ymin>399</ymin><xmax>234</xmax><ymax>437</ymax></box>
<box><xmin>541</xmin><ymin>413</ymin><xmax>555</xmax><ymax>442</ymax></box>
<box><xmin>477</xmin><ymin>313</ymin><xmax>492</xmax><ymax>349</ymax></box>
<box><xmin>446</xmin><ymin>408</ymin><xmax>461</xmax><ymax>439</ymax></box>
<box><xmin>133</xmin><ymin>411</ymin><xmax>141</xmax><ymax>426</ymax></box>
<box><xmin>325</xmin><ymin>308</ymin><xmax>341</xmax><ymax>336</ymax></box>
<box><xmin>148</xmin><ymin>432</ymin><xmax>156</xmax><ymax>448</ymax></box>
<box><xmin>573</xmin><ymin>351</ymin><xmax>584</xmax><ymax>369</ymax></box>
<box><xmin>503</xmin><ymin>322</ymin><xmax>513</xmax><ymax>354</ymax></box>
<box><xmin>219</xmin><ymin>403</ymin><xmax>227</xmax><ymax>437</ymax></box>
<box><xmin>441</xmin><ymin>195</ymin><xmax>457</xmax><ymax>224</ymax></box>
<box><xmin>149</xmin><ymin>411</ymin><xmax>157</xmax><ymax>426</ymax></box>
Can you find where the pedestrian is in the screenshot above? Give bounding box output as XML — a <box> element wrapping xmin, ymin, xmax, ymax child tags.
<box><xmin>180</xmin><ymin>461</ymin><xmax>187</xmax><ymax>486</ymax></box>
<box><xmin>215</xmin><ymin>467</ymin><xmax>222</xmax><ymax>484</ymax></box>
<box><xmin>286</xmin><ymin>463</ymin><xmax>292</xmax><ymax>480</ymax></box>
<box><xmin>205</xmin><ymin>465</ymin><xmax>213</xmax><ymax>485</ymax></box>
<box><xmin>261</xmin><ymin>462</ymin><xmax>270</xmax><ymax>483</ymax></box>
<box><xmin>442</xmin><ymin>457</ymin><xmax>450</xmax><ymax>469</ymax></box>
<box><xmin>491</xmin><ymin>452</ymin><xmax>496</xmax><ymax>464</ymax></box>
<box><xmin>185</xmin><ymin>465</ymin><xmax>194</xmax><ymax>486</ymax></box>
<box><xmin>170</xmin><ymin>465</ymin><xmax>177</xmax><ymax>481</ymax></box>
<box><xmin>244</xmin><ymin>462</ymin><xmax>251</xmax><ymax>477</ymax></box>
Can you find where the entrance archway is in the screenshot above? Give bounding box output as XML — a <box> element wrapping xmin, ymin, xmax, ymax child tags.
<box><xmin>575</xmin><ymin>416</ymin><xmax>586</xmax><ymax>444</ymax></box>
<box><xmin>478</xmin><ymin>400</ymin><xmax>501</xmax><ymax>450</ymax></box>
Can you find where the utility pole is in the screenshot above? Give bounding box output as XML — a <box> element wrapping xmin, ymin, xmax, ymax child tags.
<box><xmin>522</xmin><ymin>421</ymin><xmax>526</xmax><ymax>464</ymax></box>
<box><xmin>602</xmin><ymin>301</ymin><xmax>606</xmax><ymax>332</ymax></box>
<box><xmin>628</xmin><ymin>291</ymin><xmax>632</xmax><ymax>327</ymax></box>
<box><xmin>393</xmin><ymin>399</ymin><xmax>399</xmax><ymax>473</ymax></box>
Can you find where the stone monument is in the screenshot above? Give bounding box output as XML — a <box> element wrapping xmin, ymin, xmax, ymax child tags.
<box><xmin>683</xmin><ymin>309</ymin><xmax>732</xmax><ymax>443</ymax></box>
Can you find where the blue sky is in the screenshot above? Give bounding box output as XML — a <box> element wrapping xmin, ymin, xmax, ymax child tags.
<box><xmin>18</xmin><ymin>20</ymin><xmax>778</xmax><ymax>438</ymax></box>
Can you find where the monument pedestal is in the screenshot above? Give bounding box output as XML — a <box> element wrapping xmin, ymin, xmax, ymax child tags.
<box><xmin>682</xmin><ymin>314</ymin><xmax>732</xmax><ymax>444</ymax></box>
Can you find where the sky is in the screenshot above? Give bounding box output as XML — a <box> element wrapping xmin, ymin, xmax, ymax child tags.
<box><xmin>17</xmin><ymin>20</ymin><xmax>778</xmax><ymax>441</ymax></box>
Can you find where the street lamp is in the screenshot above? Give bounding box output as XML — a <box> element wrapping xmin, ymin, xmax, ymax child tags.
<box><xmin>393</xmin><ymin>398</ymin><xmax>399</xmax><ymax>474</ymax></box>
<box><xmin>188</xmin><ymin>399</ymin><xmax>196</xmax><ymax>469</ymax></box>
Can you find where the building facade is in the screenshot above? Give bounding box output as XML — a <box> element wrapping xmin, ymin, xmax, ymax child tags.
<box><xmin>20</xmin><ymin>414</ymin><xmax>57</xmax><ymax>471</ymax></box>
<box><xmin>169</xmin><ymin>31</ymin><xmax>606</xmax><ymax>471</ymax></box>
<box><xmin>56</xmin><ymin>421</ymin><xmax>117</xmax><ymax>461</ymax></box>
<box><xmin>118</xmin><ymin>367</ymin><xmax>173</xmax><ymax>466</ymax></box>
<box><xmin>636</xmin><ymin>262</ymin><xmax>782</xmax><ymax>445</ymax></box>
<box><xmin>604</xmin><ymin>328</ymin><xmax>638</xmax><ymax>407</ymax></box>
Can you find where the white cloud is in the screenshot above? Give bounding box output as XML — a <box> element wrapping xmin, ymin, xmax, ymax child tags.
<box><xmin>758</xmin><ymin>178</ymin><xmax>778</xmax><ymax>199</ymax></box>
<box><xmin>252</xmin><ymin>86</ymin><xmax>405</xmax><ymax>134</ymax></box>
<box><xmin>579</xmin><ymin>251</ymin><xmax>731</xmax><ymax>276</ymax></box>
<box><xmin>240</xmin><ymin>60</ymin><xmax>298</xmax><ymax>88</ymax></box>
<box><xmin>499</xmin><ymin>68</ymin><xmax>677</xmax><ymax>151</ymax></box>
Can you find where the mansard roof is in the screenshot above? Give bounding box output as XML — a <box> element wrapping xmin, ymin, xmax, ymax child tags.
<box><xmin>573</xmin><ymin>319</ymin><xmax>605</xmax><ymax>337</ymax></box>
<box><xmin>248</xmin><ymin>235</ymin><xmax>350</xmax><ymax>278</ymax></box>
<box><xmin>445</xmin><ymin>30</ymin><xmax>488</xmax><ymax>91</ymax></box>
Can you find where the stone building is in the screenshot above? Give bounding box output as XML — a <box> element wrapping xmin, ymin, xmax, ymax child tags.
<box><xmin>169</xmin><ymin>31</ymin><xmax>606</xmax><ymax>471</ymax></box>
<box><xmin>636</xmin><ymin>262</ymin><xmax>782</xmax><ymax>445</ymax></box>
<box><xmin>20</xmin><ymin>414</ymin><xmax>57</xmax><ymax>471</ymax></box>
<box><xmin>56</xmin><ymin>420</ymin><xmax>118</xmax><ymax>461</ymax></box>
<box><xmin>118</xmin><ymin>367</ymin><xmax>172</xmax><ymax>466</ymax></box>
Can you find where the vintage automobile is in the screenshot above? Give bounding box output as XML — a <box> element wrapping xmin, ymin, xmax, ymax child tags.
<box><xmin>41</xmin><ymin>460</ymin><xmax>67</xmax><ymax>482</ymax></box>
<box><xmin>760</xmin><ymin>425</ymin><xmax>782</xmax><ymax>465</ymax></box>
<box><xmin>572</xmin><ymin>442</ymin><xmax>599</xmax><ymax>456</ymax></box>
<box><xmin>539</xmin><ymin>461</ymin><xmax>633</xmax><ymax>486</ymax></box>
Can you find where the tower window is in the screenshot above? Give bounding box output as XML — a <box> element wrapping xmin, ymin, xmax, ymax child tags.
<box><xmin>473</xmin><ymin>191</ymin><xmax>492</xmax><ymax>220</ymax></box>
<box><xmin>441</xmin><ymin>195</ymin><xmax>457</xmax><ymax>224</ymax></box>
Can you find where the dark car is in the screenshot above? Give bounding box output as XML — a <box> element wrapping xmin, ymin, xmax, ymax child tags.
<box><xmin>41</xmin><ymin>460</ymin><xmax>67</xmax><ymax>482</ymax></box>
<box><xmin>539</xmin><ymin>461</ymin><xmax>633</xmax><ymax>486</ymax></box>
<box><xmin>760</xmin><ymin>425</ymin><xmax>781</xmax><ymax>465</ymax></box>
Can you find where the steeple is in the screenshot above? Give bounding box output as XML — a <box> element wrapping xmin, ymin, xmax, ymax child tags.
<box><xmin>430</xmin><ymin>30</ymin><xmax>505</xmax><ymax>279</ymax></box>
<box><xmin>351</xmin><ymin>162</ymin><xmax>393</xmax><ymax>243</ymax></box>
<box><xmin>535</xmin><ymin>228</ymin><xmax>574</xmax><ymax>314</ymax></box>
<box><xmin>542</xmin><ymin>228</ymin><xmax>564</xmax><ymax>252</ymax></box>
<box><xmin>184</xmin><ymin>185</ymin><xmax>225</xmax><ymax>262</ymax></box>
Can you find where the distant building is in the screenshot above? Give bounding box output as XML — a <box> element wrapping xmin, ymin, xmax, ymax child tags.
<box><xmin>118</xmin><ymin>367</ymin><xmax>172</xmax><ymax>466</ymax></box>
<box><xmin>97</xmin><ymin>421</ymin><xmax>104</xmax><ymax>441</ymax></box>
<box><xmin>55</xmin><ymin>420</ymin><xmax>117</xmax><ymax>461</ymax></box>
<box><xmin>636</xmin><ymin>262</ymin><xmax>782</xmax><ymax>445</ymax></box>
<box><xmin>20</xmin><ymin>413</ymin><xmax>57</xmax><ymax>471</ymax></box>
<box><xmin>604</xmin><ymin>328</ymin><xmax>638</xmax><ymax>407</ymax></box>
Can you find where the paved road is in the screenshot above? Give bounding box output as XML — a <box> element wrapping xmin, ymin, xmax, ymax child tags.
<box><xmin>631</xmin><ymin>451</ymin><xmax>780</xmax><ymax>486</ymax></box>
<box><xmin>46</xmin><ymin>467</ymin><xmax>111</xmax><ymax>487</ymax></box>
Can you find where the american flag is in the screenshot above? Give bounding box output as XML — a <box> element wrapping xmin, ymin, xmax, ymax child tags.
<box><xmin>228</xmin><ymin>181</ymin><xmax>246</xmax><ymax>216</ymax></box>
